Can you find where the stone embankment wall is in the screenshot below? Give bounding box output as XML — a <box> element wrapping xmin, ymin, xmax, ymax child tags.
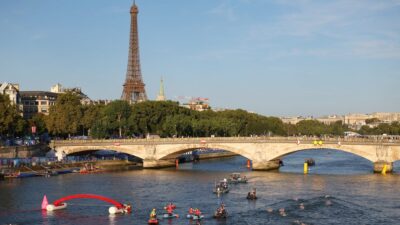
<box><xmin>0</xmin><ymin>144</ymin><xmax>49</xmax><ymax>158</ymax></box>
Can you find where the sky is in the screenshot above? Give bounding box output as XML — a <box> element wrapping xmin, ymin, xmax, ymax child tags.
<box><xmin>1</xmin><ymin>0</ymin><xmax>400</xmax><ymax>117</ymax></box>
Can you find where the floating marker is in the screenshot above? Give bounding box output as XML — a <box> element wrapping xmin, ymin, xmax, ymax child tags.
<box><xmin>41</xmin><ymin>195</ymin><xmax>48</xmax><ymax>210</ymax></box>
<box><xmin>304</xmin><ymin>163</ymin><xmax>308</xmax><ymax>174</ymax></box>
<box><xmin>381</xmin><ymin>164</ymin><xmax>387</xmax><ymax>175</ymax></box>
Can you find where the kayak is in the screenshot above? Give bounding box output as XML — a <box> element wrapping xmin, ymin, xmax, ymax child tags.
<box><xmin>214</xmin><ymin>211</ymin><xmax>228</xmax><ymax>219</ymax></box>
<box><xmin>187</xmin><ymin>214</ymin><xmax>204</xmax><ymax>220</ymax></box>
<box><xmin>163</xmin><ymin>213</ymin><xmax>179</xmax><ymax>218</ymax></box>
<box><xmin>148</xmin><ymin>218</ymin><xmax>158</xmax><ymax>224</ymax></box>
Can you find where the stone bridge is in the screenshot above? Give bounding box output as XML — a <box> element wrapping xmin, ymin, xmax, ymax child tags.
<box><xmin>51</xmin><ymin>137</ymin><xmax>400</xmax><ymax>172</ymax></box>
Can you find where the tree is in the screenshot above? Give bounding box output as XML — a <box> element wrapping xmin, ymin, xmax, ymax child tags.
<box><xmin>129</xmin><ymin>101</ymin><xmax>192</xmax><ymax>136</ymax></box>
<box><xmin>329</xmin><ymin>121</ymin><xmax>345</xmax><ymax>136</ymax></box>
<box><xmin>28</xmin><ymin>113</ymin><xmax>48</xmax><ymax>135</ymax></box>
<box><xmin>296</xmin><ymin>120</ymin><xmax>328</xmax><ymax>136</ymax></box>
<box><xmin>0</xmin><ymin>93</ymin><xmax>23</xmax><ymax>137</ymax></box>
<box><xmin>81</xmin><ymin>104</ymin><xmax>104</xmax><ymax>136</ymax></box>
<box><xmin>46</xmin><ymin>92</ymin><xmax>82</xmax><ymax>137</ymax></box>
<box><xmin>284</xmin><ymin>123</ymin><xmax>297</xmax><ymax>136</ymax></box>
<box><xmin>102</xmin><ymin>100</ymin><xmax>132</xmax><ymax>138</ymax></box>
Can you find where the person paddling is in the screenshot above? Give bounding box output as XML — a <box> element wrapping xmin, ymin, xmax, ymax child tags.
<box><xmin>214</xmin><ymin>203</ymin><xmax>227</xmax><ymax>218</ymax></box>
<box><xmin>247</xmin><ymin>188</ymin><xmax>257</xmax><ymax>199</ymax></box>
<box><xmin>164</xmin><ymin>202</ymin><xmax>177</xmax><ymax>216</ymax></box>
<box><xmin>194</xmin><ymin>208</ymin><xmax>202</xmax><ymax>217</ymax></box>
<box><xmin>150</xmin><ymin>208</ymin><xmax>157</xmax><ymax>219</ymax></box>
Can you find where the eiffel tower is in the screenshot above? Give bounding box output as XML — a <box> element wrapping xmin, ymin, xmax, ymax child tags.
<box><xmin>121</xmin><ymin>2</ymin><xmax>147</xmax><ymax>103</ymax></box>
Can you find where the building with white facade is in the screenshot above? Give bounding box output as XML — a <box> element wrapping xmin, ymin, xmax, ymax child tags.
<box><xmin>0</xmin><ymin>82</ymin><xmax>20</xmax><ymax>105</ymax></box>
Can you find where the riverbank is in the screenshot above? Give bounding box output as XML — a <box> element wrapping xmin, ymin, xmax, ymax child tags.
<box><xmin>0</xmin><ymin>143</ymin><xmax>49</xmax><ymax>158</ymax></box>
<box><xmin>1</xmin><ymin>159</ymin><xmax>142</xmax><ymax>178</ymax></box>
<box><xmin>1</xmin><ymin>150</ymin><xmax>237</xmax><ymax>178</ymax></box>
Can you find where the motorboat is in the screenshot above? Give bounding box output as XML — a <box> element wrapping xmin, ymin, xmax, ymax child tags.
<box><xmin>228</xmin><ymin>173</ymin><xmax>248</xmax><ymax>184</ymax></box>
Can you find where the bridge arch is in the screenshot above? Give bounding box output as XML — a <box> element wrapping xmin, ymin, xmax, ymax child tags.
<box><xmin>270</xmin><ymin>147</ymin><xmax>374</xmax><ymax>163</ymax></box>
<box><xmin>260</xmin><ymin>143</ymin><xmax>380</xmax><ymax>163</ymax></box>
<box><xmin>57</xmin><ymin>145</ymin><xmax>147</xmax><ymax>160</ymax></box>
<box><xmin>157</xmin><ymin>143</ymin><xmax>254</xmax><ymax>161</ymax></box>
<box><xmin>53</xmin><ymin>194</ymin><xmax>124</xmax><ymax>209</ymax></box>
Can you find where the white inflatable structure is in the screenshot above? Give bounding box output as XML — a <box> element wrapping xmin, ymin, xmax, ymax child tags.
<box><xmin>46</xmin><ymin>203</ymin><xmax>67</xmax><ymax>211</ymax></box>
<box><xmin>108</xmin><ymin>206</ymin><xmax>125</xmax><ymax>214</ymax></box>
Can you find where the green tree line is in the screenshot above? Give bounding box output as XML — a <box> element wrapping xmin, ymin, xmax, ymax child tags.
<box><xmin>1</xmin><ymin>92</ymin><xmax>400</xmax><ymax>139</ymax></box>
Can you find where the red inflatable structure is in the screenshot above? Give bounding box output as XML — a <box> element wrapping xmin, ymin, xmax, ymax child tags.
<box><xmin>53</xmin><ymin>194</ymin><xmax>124</xmax><ymax>209</ymax></box>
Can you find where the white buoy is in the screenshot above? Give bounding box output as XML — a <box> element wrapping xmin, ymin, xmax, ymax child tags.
<box><xmin>109</xmin><ymin>206</ymin><xmax>124</xmax><ymax>214</ymax></box>
<box><xmin>46</xmin><ymin>203</ymin><xmax>67</xmax><ymax>211</ymax></box>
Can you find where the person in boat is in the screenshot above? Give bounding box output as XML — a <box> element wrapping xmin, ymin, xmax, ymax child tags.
<box><xmin>247</xmin><ymin>188</ymin><xmax>257</xmax><ymax>199</ymax></box>
<box><xmin>215</xmin><ymin>203</ymin><xmax>227</xmax><ymax>218</ymax></box>
<box><xmin>194</xmin><ymin>208</ymin><xmax>202</xmax><ymax>217</ymax></box>
<box><xmin>188</xmin><ymin>207</ymin><xmax>194</xmax><ymax>215</ymax></box>
<box><xmin>165</xmin><ymin>203</ymin><xmax>175</xmax><ymax>216</ymax></box>
<box><xmin>124</xmin><ymin>204</ymin><xmax>132</xmax><ymax>213</ymax></box>
<box><xmin>223</xmin><ymin>179</ymin><xmax>228</xmax><ymax>188</ymax></box>
<box><xmin>165</xmin><ymin>202</ymin><xmax>176</xmax><ymax>209</ymax></box>
<box><xmin>150</xmin><ymin>208</ymin><xmax>157</xmax><ymax>219</ymax></box>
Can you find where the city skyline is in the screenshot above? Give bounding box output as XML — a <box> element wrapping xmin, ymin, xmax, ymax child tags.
<box><xmin>1</xmin><ymin>0</ymin><xmax>399</xmax><ymax>117</ymax></box>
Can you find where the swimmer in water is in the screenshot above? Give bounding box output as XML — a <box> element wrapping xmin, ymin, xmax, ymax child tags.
<box><xmin>325</xmin><ymin>200</ymin><xmax>332</xmax><ymax>206</ymax></box>
<box><xmin>279</xmin><ymin>208</ymin><xmax>287</xmax><ymax>217</ymax></box>
<box><xmin>299</xmin><ymin>203</ymin><xmax>305</xmax><ymax>210</ymax></box>
<box><xmin>266</xmin><ymin>207</ymin><xmax>273</xmax><ymax>213</ymax></box>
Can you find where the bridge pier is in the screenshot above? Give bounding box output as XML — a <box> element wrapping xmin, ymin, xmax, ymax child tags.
<box><xmin>143</xmin><ymin>159</ymin><xmax>175</xmax><ymax>169</ymax></box>
<box><xmin>373</xmin><ymin>161</ymin><xmax>393</xmax><ymax>173</ymax></box>
<box><xmin>252</xmin><ymin>159</ymin><xmax>281</xmax><ymax>171</ymax></box>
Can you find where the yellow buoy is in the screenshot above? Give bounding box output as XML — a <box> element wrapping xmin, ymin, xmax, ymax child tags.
<box><xmin>313</xmin><ymin>140</ymin><xmax>317</xmax><ymax>146</ymax></box>
<box><xmin>304</xmin><ymin>162</ymin><xmax>308</xmax><ymax>174</ymax></box>
<box><xmin>318</xmin><ymin>140</ymin><xmax>323</xmax><ymax>145</ymax></box>
<box><xmin>381</xmin><ymin>164</ymin><xmax>387</xmax><ymax>175</ymax></box>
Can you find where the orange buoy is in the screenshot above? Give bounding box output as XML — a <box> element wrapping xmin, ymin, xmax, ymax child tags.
<box><xmin>247</xmin><ymin>160</ymin><xmax>251</xmax><ymax>169</ymax></box>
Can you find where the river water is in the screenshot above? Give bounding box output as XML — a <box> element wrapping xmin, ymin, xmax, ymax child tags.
<box><xmin>1</xmin><ymin>149</ymin><xmax>399</xmax><ymax>225</ymax></box>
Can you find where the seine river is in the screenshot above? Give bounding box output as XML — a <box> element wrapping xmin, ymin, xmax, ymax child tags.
<box><xmin>1</xmin><ymin>149</ymin><xmax>399</xmax><ymax>225</ymax></box>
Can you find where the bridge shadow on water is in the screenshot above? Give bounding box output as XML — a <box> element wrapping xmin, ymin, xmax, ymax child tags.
<box><xmin>176</xmin><ymin>149</ymin><xmax>399</xmax><ymax>175</ymax></box>
<box><xmin>279</xmin><ymin>149</ymin><xmax>376</xmax><ymax>175</ymax></box>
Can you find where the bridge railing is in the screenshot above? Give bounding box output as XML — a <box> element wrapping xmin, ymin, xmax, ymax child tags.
<box><xmin>50</xmin><ymin>136</ymin><xmax>400</xmax><ymax>146</ymax></box>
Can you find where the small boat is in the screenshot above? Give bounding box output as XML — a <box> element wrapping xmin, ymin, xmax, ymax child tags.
<box><xmin>213</xmin><ymin>209</ymin><xmax>228</xmax><ymax>219</ymax></box>
<box><xmin>148</xmin><ymin>218</ymin><xmax>158</xmax><ymax>224</ymax></box>
<box><xmin>213</xmin><ymin>179</ymin><xmax>229</xmax><ymax>194</ymax></box>
<box><xmin>56</xmin><ymin>168</ymin><xmax>75</xmax><ymax>174</ymax></box>
<box><xmin>162</xmin><ymin>213</ymin><xmax>179</xmax><ymax>218</ymax></box>
<box><xmin>187</xmin><ymin>214</ymin><xmax>204</xmax><ymax>220</ymax></box>
<box><xmin>38</xmin><ymin>170</ymin><xmax>58</xmax><ymax>177</ymax></box>
<box><xmin>79</xmin><ymin>163</ymin><xmax>102</xmax><ymax>174</ymax></box>
<box><xmin>4</xmin><ymin>171</ymin><xmax>37</xmax><ymax>178</ymax></box>
<box><xmin>228</xmin><ymin>173</ymin><xmax>248</xmax><ymax>184</ymax></box>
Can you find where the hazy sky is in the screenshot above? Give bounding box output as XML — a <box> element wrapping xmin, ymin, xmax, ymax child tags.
<box><xmin>1</xmin><ymin>0</ymin><xmax>399</xmax><ymax>117</ymax></box>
